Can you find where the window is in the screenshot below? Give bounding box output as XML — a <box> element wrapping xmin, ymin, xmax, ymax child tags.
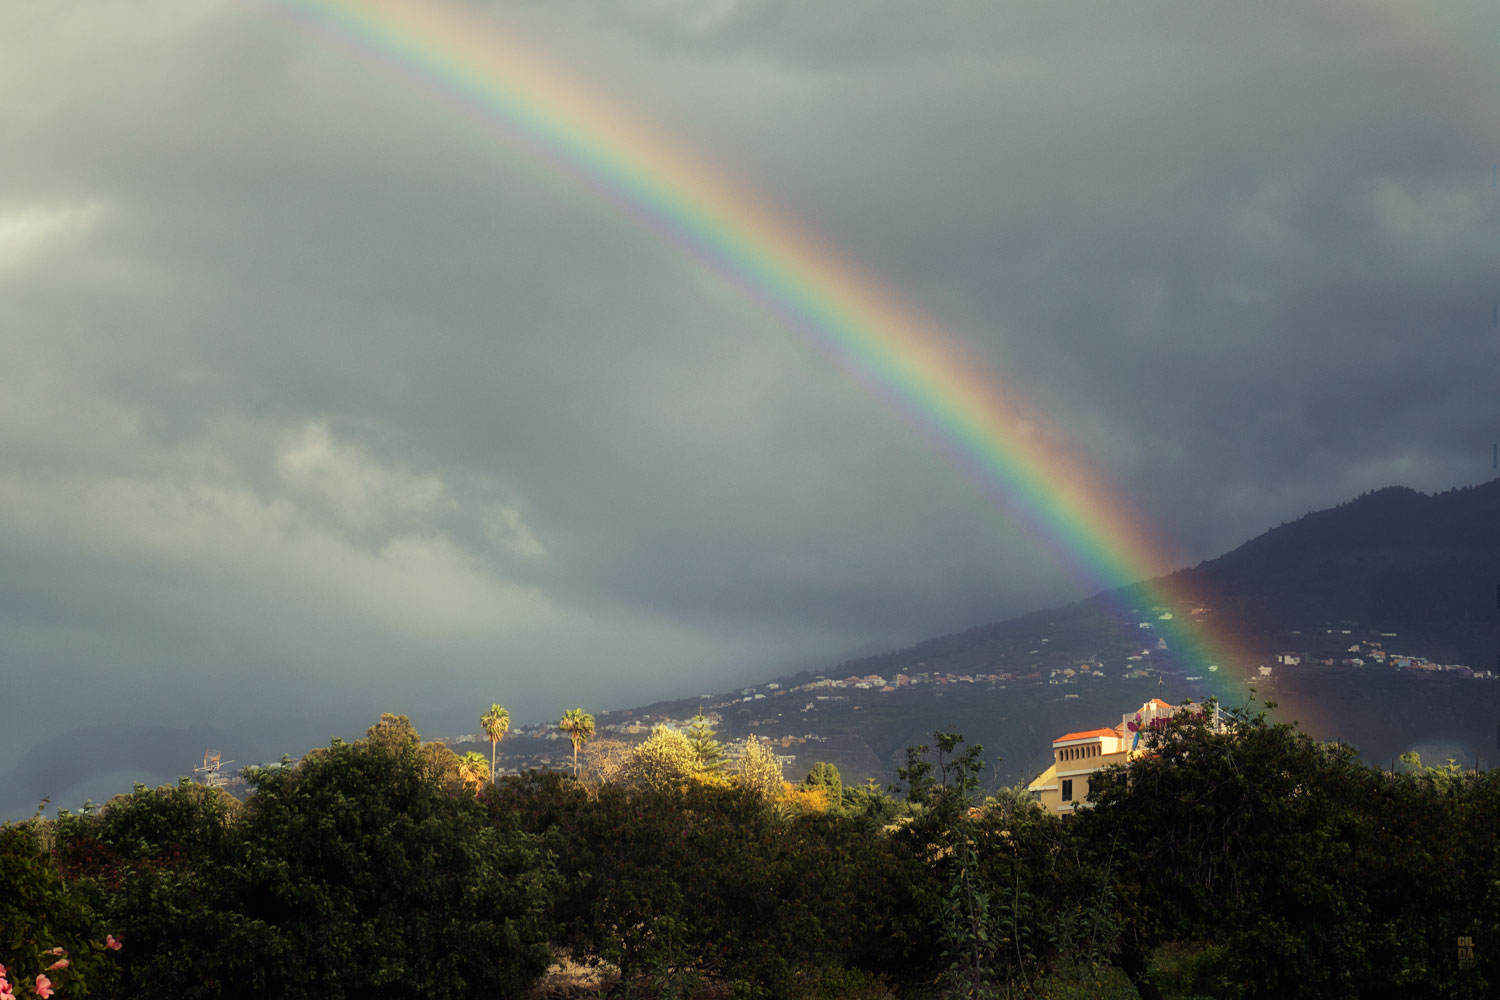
<box><xmin>1061</xmin><ymin>779</ymin><xmax>1073</xmax><ymax>802</ymax></box>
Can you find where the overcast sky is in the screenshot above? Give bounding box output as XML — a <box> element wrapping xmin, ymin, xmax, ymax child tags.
<box><xmin>3</xmin><ymin>0</ymin><xmax>1497</xmax><ymax>811</ymax></box>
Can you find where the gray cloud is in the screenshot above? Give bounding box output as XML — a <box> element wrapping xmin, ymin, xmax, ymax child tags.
<box><xmin>3</xmin><ymin>0</ymin><xmax>1496</xmax><ymax>810</ymax></box>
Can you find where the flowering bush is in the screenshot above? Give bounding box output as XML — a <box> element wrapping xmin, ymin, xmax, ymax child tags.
<box><xmin>0</xmin><ymin>938</ymin><xmax>118</xmax><ymax>999</ymax></box>
<box><xmin>0</xmin><ymin>823</ymin><xmax>122</xmax><ymax>999</ymax></box>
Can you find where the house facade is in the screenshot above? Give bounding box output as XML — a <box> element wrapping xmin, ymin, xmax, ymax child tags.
<box><xmin>1029</xmin><ymin>697</ymin><xmax>1217</xmax><ymax>815</ymax></box>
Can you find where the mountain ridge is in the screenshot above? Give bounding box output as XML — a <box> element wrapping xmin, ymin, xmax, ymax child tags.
<box><xmin>809</xmin><ymin>478</ymin><xmax>1500</xmax><ymax>682</ymax></box>
<box><xmin>8</xmin><ymin>479</ymin><xmax>1497</xmax><ymax>816</ymax></box>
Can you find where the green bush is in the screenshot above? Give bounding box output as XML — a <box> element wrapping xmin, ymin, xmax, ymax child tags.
<box><xmin>498</xmin><ymin>773</ymin><xmax>911</xmax><ymax>998</ymax></box>
<box><xmin>27</xmin><ymin>708</ymin><xmax>1496</xmax><ymax>1000</ymax></box>
<box><xmin>96</xmin><ymin>736</ymin><xmax>555</xmax><ymax>1000</ymax></box>
<box><xmin>781</xmin><ymin>963</ymin><xmax>896</xmax><ymax>1000</ymax></box>
<box><xmin>0</xmin><ymin>822</ymin><xmax>119</xmax><ymax>998</ymax></box>
<box><xmin>1080</xmin><ymin>706</ymin><xmax>1500</xmax><ymax>999</ymax></box>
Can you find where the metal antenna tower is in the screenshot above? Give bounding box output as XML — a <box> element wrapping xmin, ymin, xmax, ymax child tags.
<box><xmin>194</xmin><ymin>749</ymin><xmax>233</xmax><ymax>788</ymax></box>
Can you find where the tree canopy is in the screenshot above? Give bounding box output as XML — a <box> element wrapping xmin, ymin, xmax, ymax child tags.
<box><xmin>480</xmin><ymin>703</ymin><xmax>510</xmax><ymax>784</ymax></box>
<box><xmin>559</xmin><ymin>708</ymin><xmax>596</xmax><ymax>780</ymax></box>
<box><xmin>685</xmin><ymin>712</ymin><xmax>729</xmax><ymax>773</ymax></box>
<box><xmin>11</xmin><ymin>703</ymin><xmax>1497</xmax><ymax>1000</ymax></box>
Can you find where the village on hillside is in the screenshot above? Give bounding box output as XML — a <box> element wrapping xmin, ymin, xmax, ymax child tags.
<box><xmin>421</xmin><ymin>605</ymin><xmax>1494</xmax><ymax>780</ymax></box>
<box><xmin>209</xmin><ymin>602</ymin><xmax>1494</xmax><ymax>794</ymax></box>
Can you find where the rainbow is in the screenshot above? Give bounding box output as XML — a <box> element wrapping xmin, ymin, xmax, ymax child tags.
<box><xmin>262</xmin><ymin>0</ymin><xmax>1274</xmax><ymax>714</ymax></box>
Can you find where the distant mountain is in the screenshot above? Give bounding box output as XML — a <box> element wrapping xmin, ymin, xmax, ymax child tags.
<box><xmin>11</xmin><ymin>482</ymin><xmax>1496</xmax><ymax>817</ymax></box>
<box><xmin>1166</xmin><ymin>479</ymin><xmax>1500</xmax><ymax>666</ymax></box>
<box><xmin>710</xmin><ymin>479</ymin><xmax>1500</xmax><ymax>786</ymax></box>
<box><xmin>823</xmin><ymin>479</ymin><xmax>1500</xmax><ymax>680</ymax></box>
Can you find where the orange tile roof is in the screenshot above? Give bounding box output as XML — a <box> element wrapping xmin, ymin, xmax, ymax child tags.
<box><xmin>1147</xmin><ymin>698</ymin><xmax>1173</xmax><ymax>710</ymax></box>
<box><xmin>1055</xmin><ymin>728</ymin><xmax>1120</xmax><ymax>743</ymax></box>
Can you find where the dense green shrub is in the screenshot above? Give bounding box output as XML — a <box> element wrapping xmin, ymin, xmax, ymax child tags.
<box><xmin>86</xmin><ymin>737</ymin><xmax>555</xmax><ymax>1000</ymax></box>
<box><xmin>0</xmin><ymin>822</ymin><xmax>119</xmax><ymax>997</ymax></box>
<box><xmin>24</xmin><ymin>707</ymin><xmax>1498</xmax><ymax>1000</ymax></box>
<box><xmin>492</xmin><ymin>772</ymin><xmax>911</xmax><ymax>998</ymax></box>
<box><xmin>1080</xmin><ymin>706</ymin><xmax>1499</xmax><ymax>1000</ymax></box>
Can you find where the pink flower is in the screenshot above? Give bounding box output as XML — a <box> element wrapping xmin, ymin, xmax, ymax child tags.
<box><xmin>46</xmin><ymin>948</ymin><xmax>64</xmax><ymax>956</ymax></box>
<box><xmin>34</xmin><ymin>974</ymin><xmax>54</xmax><ymax>999</ymax></box>
<box><xmin>105</xmin><ymin>934</ymin><xmax>123</xmax><ymax>950</ymax></box>
<box><xmin>46</xmin><ymin>959</ymin><xmax>69</xmax><ymax>971</ymax></box>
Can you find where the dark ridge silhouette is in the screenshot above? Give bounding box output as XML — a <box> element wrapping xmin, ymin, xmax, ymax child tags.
<box><xmin>0</xmin><ymin>715</ymin><xmax>368</xmax><ymax>818</ymax></box>
<box><xmin>1168</xmin><ymin>478</ymin><xmax>1500</xmax><ymax>660</ymax></box>
<box><xmin>816</xmin><ymin>478</ymin><xmax>1500</xmax><ymax>679</ymax></box>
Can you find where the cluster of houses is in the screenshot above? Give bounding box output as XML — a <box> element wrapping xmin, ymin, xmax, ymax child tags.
<box><xmin>1261</xmin><ymin>631</ymin><xmax>1490</xmax><ymax>680</ymax></box>
<box><xmin>782</xmin><ymin>670</ymin><xmax>1035</xmax><ymax>695</ymax></box>
<box><xmin>438</xmin><ymin>611</ymin><xmax>1490</xmax><ymax>788</ymax></box>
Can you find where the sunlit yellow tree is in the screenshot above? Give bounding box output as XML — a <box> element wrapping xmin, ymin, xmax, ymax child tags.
<box><xmin>559</xmin><ymin>708</ymin><xmax>595</xmax><ymax>780</ymax></box>
<box><xmin>628</xmin><ymin>724</ymin><xmax>700</xmax><ymax>791</ymax></box>
<box><xmin>733</xmin><ymin>734</ymin><xmax>784</xmax><ymax>798</ymax></box>
<box><xmin>457</xmin><ymin>751</ymin><xmax>491</xmax><ymax>792</ymax></box>
<box><xmin>481</xmin><ymin>704</ymin><xmax>510</xmax><ymax>785</ymax></box>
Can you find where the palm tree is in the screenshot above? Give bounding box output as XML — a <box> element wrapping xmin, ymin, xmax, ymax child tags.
<box><xmin>457</xmin><ymin>751</ymin><xmax>491</xmax><ymax>792</ymax></box>
<box><xmin>481</xmin><ymin>704</ymin><xmax>510</xmax><ymax>785</ymax></box>
<box><xmin>559</xmin><ymin>708</ymin><xmax>595</xmax><ymax>780</ymax></box>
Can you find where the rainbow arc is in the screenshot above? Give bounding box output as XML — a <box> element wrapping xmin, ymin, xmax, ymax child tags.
<box><xmin>268</xmin><ymin>0</ymin><xmax>1298</xmax><ymax>712</ymax></box>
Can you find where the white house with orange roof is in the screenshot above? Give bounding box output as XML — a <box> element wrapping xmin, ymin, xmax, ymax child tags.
<box><xmin>1028</xmin><ymin>697</ymin><xmax>1215</xmax><ymax>815</ymax></box>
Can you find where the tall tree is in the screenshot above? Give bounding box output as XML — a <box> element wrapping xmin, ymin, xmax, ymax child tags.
<box><xmin>480</xmin><ymin>703</ymin><xmax>510</xmax><ymax>786</ymax></box>
<box><xmin>684</xmin><ymin>711</ymin><xmax>728</xmax><ymax>772</ymax></box>
<box><xmin>559</xmin><ymin>708</ymin><xmax>595</xmax><ymax>780</ymax></box>
<box><xmin>365</xmin><ymin>712</ymin><xmax>421</xmax><ymax>751</ymax></box>
<box><xmin>228</xmin><ymin>730</ymin><xmax>553</xmax><ymax>999</ymax></box>
<box><xmin>801</xmin><ymin>761</ymin><xmax>843</xmax><ymax>803</ymax></box>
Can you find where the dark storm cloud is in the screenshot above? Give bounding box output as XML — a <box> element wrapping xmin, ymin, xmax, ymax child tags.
<box><xmin>3</xmin><ymin>0</ymin><xmax>1495</xmax><ymax>812</ymax></box>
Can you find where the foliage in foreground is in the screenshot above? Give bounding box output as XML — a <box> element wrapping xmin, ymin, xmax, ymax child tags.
<box><xmin>4</xmin><ymin>704</ymin><xmax>1497</xmax><ymax>1000</ymax></box>
<box><xmin>1077</xmin><ymin>705</ymin><xmax>1500</xmax><ymax>1000</ymax></box>
<box><xmin>14</xmin><ymin>720</ymin><xmax>554</xmax><ymax>1000</ymax></box>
